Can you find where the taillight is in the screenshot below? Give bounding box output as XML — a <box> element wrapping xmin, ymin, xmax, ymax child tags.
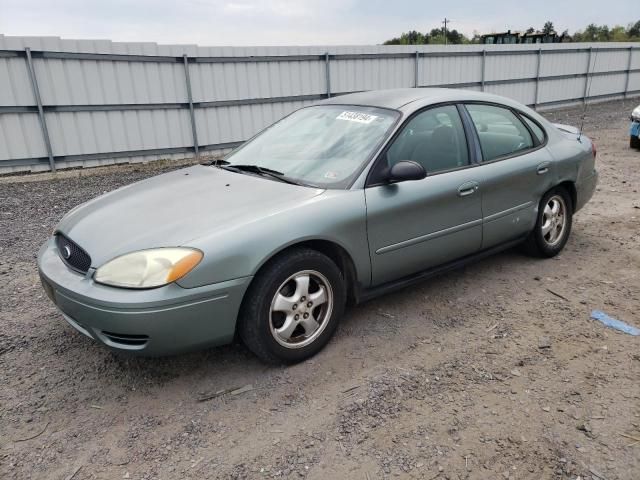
<box><xmin>591</xmin><ymin>140</ymin><xmax>597</xmax><ymax>159</ymax></box>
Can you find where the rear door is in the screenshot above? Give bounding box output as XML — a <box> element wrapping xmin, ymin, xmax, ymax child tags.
<box><xmin>365</xmin><ymin>104</ymin><xmax>483</xmax><ymax>285</ymax></box>
<box><xmin>463</xmin><ymin>103</ymin><xmax>556</xmax><ymax>249</ymax></box>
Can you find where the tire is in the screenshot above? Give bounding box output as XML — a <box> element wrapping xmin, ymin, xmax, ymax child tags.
<box><xmin>238</xmin><ymin>248</ymin><xmax>346</xmax><ymax>364</ymax></box>
<box><xmin>631</xmin><ymin>135</ymin><xmax>640</xmax><ymax>149</ymax></box>
<box><xmin>523</xmin><ymin>187</ymin><xmax>573</xmax><ymax>258</ymax></box>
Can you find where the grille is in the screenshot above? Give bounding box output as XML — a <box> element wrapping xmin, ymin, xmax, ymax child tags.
<box><xmin>55</xmin><ymin>233</ymin><xmax>92</xmax><ymax>273</ymax></box>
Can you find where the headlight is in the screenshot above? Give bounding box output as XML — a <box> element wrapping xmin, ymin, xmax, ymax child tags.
<box><xmin>94</xmin><ymin>248</ymin><xmax>203</xmax><ymax>289</ymax></box>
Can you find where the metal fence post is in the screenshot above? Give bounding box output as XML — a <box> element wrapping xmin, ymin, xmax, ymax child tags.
<box><xmin>414</xmin><ymin>51</ymin><xmax>419</xmax><ymax>88</ymax></box>
<box><xmin>325</xmin><ymin>52</ymin><xmax>331</xmax><ymax>98</ymax></box>
<box><xmin>481</xmin><ymin>49</ymin><xmax>486</xmax><ymax>91</ymax></box>
<box><xmin>182</xmin><ymin>54</ymin><xmax>199</xmax><ymax>159</ymax></box>
<box><xmin>624</xmin><ymin>46</ymin><xmax>633</xmax><ymax>99</ymax></box>
<box><xmin>25</xmin><ymin>48</ymin><xmax>55</xmax><ymax>172</ymax></box>
<box><xmin>583</xmin><ymin>47</ymin><xmax>593</xmax><ymax>104</ymax></box>
<box><xmin>533</xmin><ymin>48</ymin><xmax>542</xmax><ymax>109</ymax></box>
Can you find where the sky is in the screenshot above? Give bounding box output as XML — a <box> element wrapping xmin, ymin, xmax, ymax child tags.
<box><xmin>0</xmin><ymin>0</ymin><xmax>635</xmax><ymax>46</ymax></box>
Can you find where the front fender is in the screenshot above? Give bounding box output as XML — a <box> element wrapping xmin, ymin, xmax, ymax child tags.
<box><xmin>178</xmin><ymin>190</ymin><xmax>370</xmax><ymax>289</ymax></box>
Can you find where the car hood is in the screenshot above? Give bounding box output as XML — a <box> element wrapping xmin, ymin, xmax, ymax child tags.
<box><xmin>57</xmin><ymin>165</ymin><xmax>324</xmax><ymax>267</ymax></box>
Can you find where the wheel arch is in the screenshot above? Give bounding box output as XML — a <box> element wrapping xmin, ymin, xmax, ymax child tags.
<box><xmin>243</xmin><ymin>239</ymin><xmax>361</xmax><ymax>310</ymax></box>
<box><xmin>556</xmin><ymin>180</ymin><xmax>577</xmax><ymax>212</ymax></box>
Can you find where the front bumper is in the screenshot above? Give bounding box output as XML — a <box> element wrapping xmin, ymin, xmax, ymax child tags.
<box><xmin>37</xmin><ymin>237</ymin><xmax>252</xmax><ymax>356</ymax></box>
<box><xmin>631</xmin><ymin>120</ymin><xmax>640</xmax><ymax>139</ymax></box>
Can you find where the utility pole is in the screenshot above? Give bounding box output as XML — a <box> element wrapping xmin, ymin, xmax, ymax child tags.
<box><xmin>442</xmin><ymin>18</ymin><xmax>451</xmax><ymax>45</ymax></box>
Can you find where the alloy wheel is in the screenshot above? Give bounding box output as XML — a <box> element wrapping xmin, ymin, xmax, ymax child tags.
<box><xmin>269</xmin><ymin>270</ymin><xmax>334</xmax><ymax>349</ymax></box>
<box><xmin>541</xmin><ymin>194</ymin><xmax>567</xmax><ymax>247</ymax></box>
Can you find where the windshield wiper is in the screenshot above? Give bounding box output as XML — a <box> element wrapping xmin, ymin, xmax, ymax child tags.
<box><xmin>229</xmin><ymin>164</ymin><xmax>285</xmax><ymax>176</ymax></box>
<box><xmin>206</xmin><ymin>159</ymin><xmax>230</xmax><ymax>166</ymax></box>
<box><xmin>220</xmin><ymin>164</ymin><xmax>306</xmax><ymax>186</ymax></box>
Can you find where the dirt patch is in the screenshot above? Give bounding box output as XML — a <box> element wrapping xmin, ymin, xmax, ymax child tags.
<box><xmin>1</xmin><ymin>99</ymin><xmax>640</xmax><ymax>480</ymax></box>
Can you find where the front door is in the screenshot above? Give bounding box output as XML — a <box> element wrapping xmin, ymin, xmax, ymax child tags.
<box><xmin>365</xmin><ymin>105</ymin><xmax>483</xmax><ymax>285</ymax></box>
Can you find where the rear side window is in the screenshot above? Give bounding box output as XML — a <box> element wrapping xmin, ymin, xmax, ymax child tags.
<box><xmin>521</xmin><ymin>115</ymin><xmax>546</xmax><ymax>144</ymax></box>
<box><xmin>466</xmin><ymin>104</ymin><xmax>534</xmax><ymax>161</ymax></box>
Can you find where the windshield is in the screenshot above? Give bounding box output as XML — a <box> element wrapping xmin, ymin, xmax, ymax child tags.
<box><xmin>222</xmin><ymin>105</ymin><xmax>399</xmax><ymax>188</ymax></box>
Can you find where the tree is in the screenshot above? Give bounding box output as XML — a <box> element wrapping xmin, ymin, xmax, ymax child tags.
<box><xmin>383</xmin><ymin>30</ymin><xmax>428</xmax><ymax>45</ymax></box>
<box><xmin>611</xmin><ymin>25</ymin><xmax>627</xmax><ymax>42</ymax></box>
<box><xmin>598</xmin><ymin>25</ymin><xmax>611</xmax><ymax>41</ymax></box>
<box><xmin>572</xmin><ymin>23</ymin><xmax>621</xmax><ymax>42</ymax></box>
<box><xmin>628</xmin><ymin>20</ymin><xmax>640</xmax><ymax>38</ymax></box>
<box><xmin>383</xmin><ymin>37</ymin><xmax>401</xmax><ymax>45</ymax></box>
<box><xmin>584</xmin><ymin>23</ymin><xmax>599</xmax><ymax>41</ymax></box>
<box><xmin>382</xmin><ymin>20</ymin><xmax>640</xmax><ymax>46</ymax></box>
<box><xmin>525</xmin><ymin>27</ymin><xmax>535</xmax><ymax>34</ymax></box>
<box><xmin>404</xmin><ymin>30</ymin><xmax>424</xmax><ymax>44</ymax></box>
<box><xmin>447</xmin><ymin>29</ymin><xmax>464</xmax><ymax>44</ymax></box>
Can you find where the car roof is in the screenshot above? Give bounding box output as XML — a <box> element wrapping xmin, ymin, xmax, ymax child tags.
<box><xmin>319</xmin><ymin>88</ymin><xmax>523</xmax><ymax>113</ymax></box>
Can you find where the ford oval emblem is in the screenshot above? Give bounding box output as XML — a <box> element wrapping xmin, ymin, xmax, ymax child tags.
<box><xmin>62</xmin><ymin>245</ymin><xmax>72</xmax><ymax>259</ymax></box>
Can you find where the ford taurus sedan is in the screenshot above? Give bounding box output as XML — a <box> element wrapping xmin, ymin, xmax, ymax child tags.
<box><xmin>38</xmin><ymin>88</ymin><xmax>598</xmax><ymax>363</ymax></box>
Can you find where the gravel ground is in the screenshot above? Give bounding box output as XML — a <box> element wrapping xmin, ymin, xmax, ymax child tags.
<box><xmin>1</xmin><ymin>99</ymin><xmax>640</xmax><ymax>480</ymax></box>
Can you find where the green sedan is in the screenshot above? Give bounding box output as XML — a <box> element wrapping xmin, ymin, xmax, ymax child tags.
<box><xmin>37</xmin><ymin>88</ymin><xmax>598</xmax><ymax>363</ymax></box>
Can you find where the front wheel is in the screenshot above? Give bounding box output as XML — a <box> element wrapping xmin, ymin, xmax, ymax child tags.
<box><xmin>238</xmin><ymin>248</ymin><xmax>346</xmax><ymax>364</ymax></box>
<box><xmin>523</xmin><ymin>187</ymin><xmax>573</xmax><ymax>258</ymax></box>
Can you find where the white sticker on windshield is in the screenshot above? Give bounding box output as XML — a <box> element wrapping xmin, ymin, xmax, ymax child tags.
<box><xmin>336</xmin><ymin>111</ymin><xmax>377</xmax><ymax>124</ymax></box>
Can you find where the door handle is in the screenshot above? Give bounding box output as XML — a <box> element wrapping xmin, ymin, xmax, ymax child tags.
<box><xmin>537</xmin><ymin>162</ymin><xmax>550</xmax><ymax>175</ymax></box>
<box><xmin>457</xmin><ymin>181</ymin><xmax>479</xmax><ymax>197</ymax></box>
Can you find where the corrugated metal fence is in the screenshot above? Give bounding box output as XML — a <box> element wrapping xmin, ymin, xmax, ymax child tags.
<box><xmin>1</xmin><ymin>35</ymin><xmax>639</xmax><ymax>173</ymax></box>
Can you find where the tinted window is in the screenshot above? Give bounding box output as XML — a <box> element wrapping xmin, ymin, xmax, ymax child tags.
<box><xmin>521</xmin><ymin>115</ymin><xmax>545</xmax><ymax>144</ymax></box>
<box><xmin>466</xmin><ymin>104</ymin><xmax>534</xmax><ymax>161</ymax></box>
<box><xmin>385</xmin><ymin>105</ymin><xmax>469</xmax><ymax>174</ymax></box>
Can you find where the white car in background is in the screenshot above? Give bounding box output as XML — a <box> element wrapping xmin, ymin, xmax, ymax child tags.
<box><xmin>631</xmin><ymin>104</ymin><xmax>640</xmax><ymax>149</ymax></box>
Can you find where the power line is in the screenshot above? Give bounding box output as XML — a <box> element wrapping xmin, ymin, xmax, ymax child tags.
<box><xmin>442</xmin><ymin>18</ymin><xmax>452</xmax><ymax>45</ymax></box>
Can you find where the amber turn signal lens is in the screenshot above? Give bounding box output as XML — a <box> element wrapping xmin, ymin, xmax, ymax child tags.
<box><xmin>166</xmin><ymin>250</ymin><xmax>203</xmax><ymax>283</ymax></box>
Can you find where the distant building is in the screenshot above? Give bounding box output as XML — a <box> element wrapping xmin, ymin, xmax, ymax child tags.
<box><xmin>480</xmin><ymin>30</ymin><xmax>568</xmax><ymax>44</ymax></box>
<box><xmin>480</xmin><ymin>30</ymin><xmax>521</xmax><ymax>45</ymax></box>
<box><xmin>520</xmin><ymin>31</ymin><xmax>568</xmax><ymax>43</ymax></box>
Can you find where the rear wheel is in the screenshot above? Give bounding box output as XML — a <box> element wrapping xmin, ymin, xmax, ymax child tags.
<box><xmin>523</xmin><ymin>187</ymin><xmax>573</xmax><ymax>258</ymax></box>
<box><xmin>238</xmin><ymin>248</ymin><xmax>345</xmax><ymax>364</ymax></box>
<box><xmin>631</xmin><ymin>135</ymin><xmax>640</xmax><ymax>149</ymax></box>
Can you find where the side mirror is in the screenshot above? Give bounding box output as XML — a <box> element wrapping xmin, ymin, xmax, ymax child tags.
<box><xmin>388</xmin><ymin>160</ymin><xmax>426</xmax><ymax>183</ymax></box>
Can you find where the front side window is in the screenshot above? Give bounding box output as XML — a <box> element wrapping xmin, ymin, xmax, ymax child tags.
<box><xmin>223</xmin><ymin>105</ymin><xmax>398</xmax><ymax>188</ymax></box>
<box><xmin>466</xmin><ymin>104</ymin><xmax>534</xmax><ymax>161</ymax></box>
<box><xmin>383</xmin><ymin>105</ymin><xmax>469</xmax><ymax>175</ymax></box>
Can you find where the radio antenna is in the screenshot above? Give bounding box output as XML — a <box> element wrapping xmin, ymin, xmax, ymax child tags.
<box><xmin>578</xmin><ymin>48</ymin><xmax>598</xmax><ymax>142</ymax></box>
